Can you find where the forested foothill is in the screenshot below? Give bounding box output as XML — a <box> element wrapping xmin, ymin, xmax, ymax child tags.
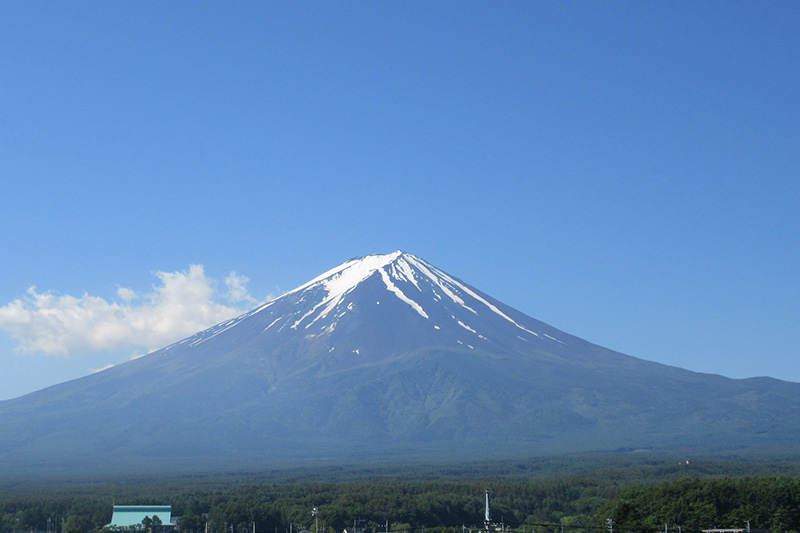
<box><xmin>2</xmin><ymin>454</ymin><xmax>800</xmax><ymax>533</ymax></box>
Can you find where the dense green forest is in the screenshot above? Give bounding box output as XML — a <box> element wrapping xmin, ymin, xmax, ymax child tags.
<box><xmin>2</xmin><ymin>455</ymin><xmax>799</xmax><ymax>533</ymax></box>
<box><xmin>601</xmin><ymin>477</ymin><xmax>800</xmax><ymax>533</ymax></box>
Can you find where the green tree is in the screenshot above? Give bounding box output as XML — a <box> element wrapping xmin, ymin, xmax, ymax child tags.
<box><xmin>64</xmin><ymin>514</ymin><xmax>93</xmax><ymax>533</ymax></box>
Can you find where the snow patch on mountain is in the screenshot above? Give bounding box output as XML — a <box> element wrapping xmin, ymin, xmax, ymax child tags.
<box><xmin>289</xmin><ymin>252</ymin><xmax>402</xmax><ymax>330</ymax></box>
<box><xmin>390</xmin><ymin>259</ymin><xmax>420</xmax><ymax>291</ymax></box>
<box><xmin>405</xmin><ymin>255</ymin><xmax>552</xmax><ymax>340</ymax></box>
<box><xmin>406</xmin><ymin>257</ymin><xmax>477</xmax><ymax>314</ymax></box>
<box><xmin>379</xmin><ymin>268</ymin><xmax>429</xmax><ymax>319</ymax></box>
<box><xmin>290</xmin><ymin>251</ymin><xmax>401</xmax><ymax>297</ymax></box>
<box><xmin>544</xmin><ymin>333</ymin><xmax>564</xmax><ymax>344</ymax></box>
<box><xmin>457</xmin><ymin>320</ymin><xmax>477</xmax><ymax>333</ymax></box>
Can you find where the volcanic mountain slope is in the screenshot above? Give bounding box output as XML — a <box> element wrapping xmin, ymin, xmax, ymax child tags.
<box><xmin>0</xmin><ymin>251</ymin><xmax>798</xmax><ymax>473</ymax></box>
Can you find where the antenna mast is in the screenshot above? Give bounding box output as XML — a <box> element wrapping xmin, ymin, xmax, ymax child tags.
<box><xmin>484</xmin><ymin>490</ymin><xmax>491</xmax><ymax>533</ymax></box>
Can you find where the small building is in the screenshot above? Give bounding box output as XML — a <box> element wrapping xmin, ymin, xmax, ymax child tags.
<box><xmin>106</xmin><ymin>505</ymin><xmax>175</xmax><ymax>531</ymax></box>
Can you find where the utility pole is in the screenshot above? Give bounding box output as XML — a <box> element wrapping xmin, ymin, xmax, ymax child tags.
<box><xmin>313</xmin><ymin>508</ymin><xmax>319</xmax><ymax>533</ymax></box>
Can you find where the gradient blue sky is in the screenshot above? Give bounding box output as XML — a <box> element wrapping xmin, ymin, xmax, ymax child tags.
<box><xmin>1</xmin><ymin>2</ymin><xmax>798</xmax><ymax>401</ymax></box>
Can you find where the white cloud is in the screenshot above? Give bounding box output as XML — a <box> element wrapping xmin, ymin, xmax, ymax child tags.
<box><xmin>117</xmin><ymin>287</ymin><xmax>137</xmax><ymax>302</ymax></box>
<box><xmin>0</xmin><ymin>265</ymin><xmax>259</xmax><ymax>358</ymax></box>
<box><xmin>225</xmin><ymin>271</ymin><xmax>258</xmax><ymax>305</ymax></box>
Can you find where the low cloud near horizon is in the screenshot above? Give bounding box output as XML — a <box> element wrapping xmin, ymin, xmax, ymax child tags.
<box><xmin>0</xmin><ymin>265</ymin><xmax>263</xmax><ymax>358</ymax></box>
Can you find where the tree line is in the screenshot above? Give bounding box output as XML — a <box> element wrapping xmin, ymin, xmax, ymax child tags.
<box><xmin>2</xmin><ymin>458</ymin><xmax>800</xmax><ymax>533</ymax></box>
<box><xmin>600</xmin><ymin>476</ymin><xmax>800</xmax><ymax>533</ymax></box>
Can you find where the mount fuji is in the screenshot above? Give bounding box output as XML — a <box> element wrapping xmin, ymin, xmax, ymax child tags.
<box><xmin>1</xmin><ymin>251</ymin><xmax>798</xmax><ymax>473</ymax></box>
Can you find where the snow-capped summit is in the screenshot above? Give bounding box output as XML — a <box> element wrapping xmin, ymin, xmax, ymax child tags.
<box><xmin>1</xmin><ymin>252</ymin><xmax>799</xmax><ymax>474</ymax></box>
<box><xmin>281</xmin><ymin>250</ymin><xmax>551</xmax><ymax>339</ymax></box>
<box><xmin>173</xmin><ymin>251</ymin><xmax>567</xmax><ymax>368</ymax></box>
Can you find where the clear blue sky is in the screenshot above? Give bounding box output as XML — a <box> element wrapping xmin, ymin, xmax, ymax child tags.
<box><xmin>1</xmin><ymin>2</ymin><xmax>798</xmax><ymax>401</ymax></box>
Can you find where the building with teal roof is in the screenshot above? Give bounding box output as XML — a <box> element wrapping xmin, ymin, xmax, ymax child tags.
<box><xmin>106</xmin><ymin>505</ymin><xmax>174</xmax><ymax>531</ymax></box>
